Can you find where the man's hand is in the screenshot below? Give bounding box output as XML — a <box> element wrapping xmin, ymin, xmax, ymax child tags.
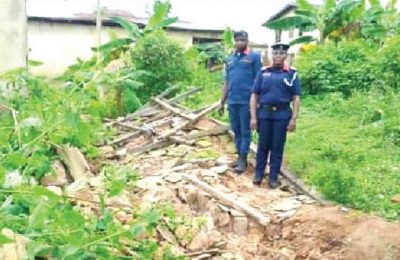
<box><xmin>287</xmin><ymin>118</ymin><xmax>297</xmax><ymax>132</ymax></box>
<box><xmin>250</xmin><ymin>117</ymin><xmax>257</xmax><ymax>131</ymax></box>
<box><xmin>217</xmin><ymin>102</ymin><xmax>225</xmax><ymax>116</ymax></box>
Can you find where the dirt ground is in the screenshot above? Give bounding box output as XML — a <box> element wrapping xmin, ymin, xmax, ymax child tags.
<box><xmin>98</xmin><ymin>117</ymin><xmax>400</xmax><ymax>260</ymax></box>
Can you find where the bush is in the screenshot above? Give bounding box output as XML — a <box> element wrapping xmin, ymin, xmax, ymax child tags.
<box><xmin>132</xmin><ymin>30</ymin><xmax>191</xmax><ymax>102</ymax></box>
<box><xmin>295</xmin><ymin>41</ymin><xmax>380</xmax><ymax>96</ymax></box>
<box><xmin>286</xmin><ymin>91</ymin><xmax>400</xmax><ymax>219</ymax></box>
<box><xmin>375</xmin><ymin>36</ymin><xmax>400</xmax><ymax>90</ymax></box>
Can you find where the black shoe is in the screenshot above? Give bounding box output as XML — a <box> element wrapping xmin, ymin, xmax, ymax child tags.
<box><xmin>230</xmin><ymin>155</ymin><xmax>240</xmax><ymax>169</ymax></box>
<box><xmin>269</xmin><ymin>180</ymin><xmax>279</xmax><ymax>189</ymax></box>
<box><xmin>234</xmin><ymin>154</ymin><xmax>247</xmax><ymax>174</ymax></box>
<box><xmin>231</xmin><ymin>158</ymin><xmax>239</xmax><ymax>168</ymax></box>
<box><xmin>252</xmin><ymin>178</ymin><xmax>262</xmax><ymax>186</ymax></box>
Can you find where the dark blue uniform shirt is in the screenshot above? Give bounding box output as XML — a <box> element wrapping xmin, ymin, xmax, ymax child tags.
<box><xmin>225</xmin><ymin>49</ymin><xmax>262</xmax><ymax>104</ymax></box>
<box><xmin>252</xmin><ymin>65</ymin><xmax>301</xmax><ymax>119</ymax></box>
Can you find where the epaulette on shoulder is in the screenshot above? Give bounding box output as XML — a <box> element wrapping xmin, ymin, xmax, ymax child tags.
<box><xmin>261</xmin><ymin>65</ymin><xmax>271</xmax><ymax>71</ymax></box>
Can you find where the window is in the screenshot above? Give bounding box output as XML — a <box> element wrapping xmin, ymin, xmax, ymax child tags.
<box><xmin>192</xmin><ymin>37</ymin><xmax>221</xmax><ymax>45</ymax></box>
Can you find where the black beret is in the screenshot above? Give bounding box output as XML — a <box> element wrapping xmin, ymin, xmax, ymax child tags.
<box><xmin>234</xmin><ymin>30</ymin><xmax>248</xmax><ymax>39</ymax></box>
<box><xmin>271</xmin><ymin>42</ymin><xmax>290</xmax><ymax>51</ymax></box>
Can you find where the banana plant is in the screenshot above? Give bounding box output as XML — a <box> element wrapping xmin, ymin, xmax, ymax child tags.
<box><xmin>92</xmin><ymin>0</ymin><xmax>178</xmax><ymax>61</ymax></box>
<box><xmin>264</xmin><ymin>0</ymin><xmax>366</xmax><ymax>44</ymax></box>
<box><xmin>361</xmin><ymin>0</ymin><xmax>400</xmax><ymax>43</ymax></box>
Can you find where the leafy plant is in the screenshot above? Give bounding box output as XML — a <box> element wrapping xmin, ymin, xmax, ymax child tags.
<box><xmin>132</xmin><ymin>30</ymin><xmax>191</xmax><ymax>102</ymax></box>
<box><xmin>264</xmin><ymin>0</ymin><xmax>387</xmax><ymax>44</ymax></box>
<box><xmin>93</xmin><ymin>0</ymin><xmax>178</xmax><ymax>61</ymax></box>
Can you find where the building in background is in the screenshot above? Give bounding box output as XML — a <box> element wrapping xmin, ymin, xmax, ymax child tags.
<box><xmin>0</xmin><ymin>0</ymin><xmax>27</xmax><ymax>74</ymax></box>
<box><xmin>262</xmin><ymin>3</ymin><xmax>319</xmax><ymax>63</ymax></box>
<box><xmin>28</xmin><ymin>10</ymin><xmax>226</xmax><ymax>75</ymax></box>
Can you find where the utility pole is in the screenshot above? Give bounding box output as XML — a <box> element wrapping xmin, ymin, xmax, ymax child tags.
<box><xmin>95</xmin><ymin>0</ymin><xmax>105</xmax><ymax>101</ymax></box>
<box><xmin>96</xmin><ymin>0</ymin><xmax>102</xmax><ymax>65</ymax></box>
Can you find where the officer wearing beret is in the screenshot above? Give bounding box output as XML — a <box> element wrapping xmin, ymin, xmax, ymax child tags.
<box><xmin>250</xmin><ymin>43</ymin><xmax>301</xmax><ymax>188</ymax></box>
<box><xmin>218</xmin><ymin>31</ymin><xmax>262</xmax><ymax>174</ymax></box>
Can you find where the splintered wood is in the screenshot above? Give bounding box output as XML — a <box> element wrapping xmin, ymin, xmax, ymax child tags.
<box><xmin>106</xmin><ymin>87</ymin><xmax>225</xmax><ymax>153</ymax></box>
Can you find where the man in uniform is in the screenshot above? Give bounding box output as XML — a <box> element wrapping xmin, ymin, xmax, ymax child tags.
<box><xmin>218</xmin><ymin>31</ymin><xmax>262</xmax><ymax>174</ymax></box>
<box><xmin>250</xmin><ymin>43</ymin><xmax>301</xmax><ymax>188</ymax></box>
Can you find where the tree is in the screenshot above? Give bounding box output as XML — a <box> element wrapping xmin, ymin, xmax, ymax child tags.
<box><xmin>360</xmin><ymin>0</ymin><xmax>400</xmax><ymax>43</ymax></box>
<box><xmin>264</xmin><ymin>0</ymin><xmax>366</xmax><ymax>44</ymax></box>
<box><xmin>93</xmin><ymin>0</ymin><xmax>178</xmax><ymax>62</ymax></box>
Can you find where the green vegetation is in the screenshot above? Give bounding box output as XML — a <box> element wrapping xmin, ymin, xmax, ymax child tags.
<box><xmin>1</xmin><ymin>1</ymin><xmax>400</xmax><ymax>258</ymax></box>
<box><xmin>286</xmin><ymin>91</ymin><xmax>400</xmax><ymax>219</ymax></box>
<box><xmin>265</xmin><ymin>0</ymin><xmax>400</xmax><ymax>44</ymax></box>
<box><xmin>285</xmin><ymin>34</ymin><xmax>400</xmax><ymax>219</ymax></box>
<box><xmin>132</xmin><ymin>30</ymin><xmax>191</xmax><ymax>102</ymax></box>
<box><xmin>0</xmin><ymin>1</ymin><xmax>213</xmax><ymax>258</ymax></box>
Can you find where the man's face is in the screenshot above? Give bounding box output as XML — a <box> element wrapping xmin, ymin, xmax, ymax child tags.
<box><xmin>234</xmin><ymin>37</ymin><xmax>248</xmax><ymax>51</ymax></box>
<box><xmin>272</xmin><ymin>50</ymin><xmax>288</xmax><ymax>66</ymax></box>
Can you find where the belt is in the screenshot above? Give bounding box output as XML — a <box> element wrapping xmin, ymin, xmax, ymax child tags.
<box><xmin>259</xmin><ymin>103</ymin><xmax>290</xmax><ymax>112</ymax></box>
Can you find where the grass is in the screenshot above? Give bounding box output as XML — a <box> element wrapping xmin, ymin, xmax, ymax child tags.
<box><xmin>285</xmin><ymin>92</ymin><xmax>400</xmax><ymax>219</ymax></box>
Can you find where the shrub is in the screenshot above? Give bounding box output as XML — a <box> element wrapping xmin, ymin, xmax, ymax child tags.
<box><xmin>295</xmin><ymin>41</ymin><xmax>380</xmax><ymax>96</ymax></box>
<box><xmin>132</xmin><ymin>30</ymin><xmax>191</xmax><ymax>102</ymax></box>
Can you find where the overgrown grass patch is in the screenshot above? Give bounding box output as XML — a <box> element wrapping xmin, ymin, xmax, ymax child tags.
<box><xmin>286</xmin><ymin>92</ymin><xmax>400</xmax><ymax>219</ymax></box>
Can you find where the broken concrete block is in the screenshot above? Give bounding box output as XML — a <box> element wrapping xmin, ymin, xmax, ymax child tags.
<box><xmin>188</xmin><ymin>232</ymin><xmax>212</xmax><ymax>251</ymax></box>
<box><xmin>273</xmin><ymin>198</ymin><xmax>302</xmax><ymax>212</ymax></box>
<box><xmin>186</xmin><ymin>190</ymin><xmax>199</xmax><ymax>209</ymax></box>
<box><xmin>164</xmin><ymin>173</ymin><xmax>182</xmax><ymax>184</ymax></box>
<box><xmin>210</xmin><ymin>165</ymin><xmax>228</xmax><ymax>175</ymax></box>
<box><xmin>233</xmin><ymin>216</ymin><xmax>248</xmax><ymax>236</ymax></box>
<box><xmin>217</xmin><ymin>212</ymin><xmax>231</xmax><ymax>228</ymax></box>
<box><xmin>197</xmin><ymin>192</ymin><xmax>210</xmax><ymax>212</ymax></box>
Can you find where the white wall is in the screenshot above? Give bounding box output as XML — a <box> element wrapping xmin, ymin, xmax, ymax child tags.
<box><xmin>28</xmin><ymin>21</ymin><xmax>223</xmax><ymax>75</ymax></box>
<box><xmin>0</xmin><ymin>0</ymin><xmax>27</xmax><ymax>74</ymax></box>
<box><xmin>28</xmin><ymin>22</ymin><xmax>128</xmax><ymax>75</ymax></box>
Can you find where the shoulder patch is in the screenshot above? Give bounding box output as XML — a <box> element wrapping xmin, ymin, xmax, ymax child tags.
<box><xmin>261</xmin><ymin>65</ymin><xmax>271</xmax><ymax>71</ymax></box>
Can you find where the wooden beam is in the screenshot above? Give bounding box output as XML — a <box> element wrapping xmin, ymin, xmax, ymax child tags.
<box><xmin>153</xmin><ymin>97</ymin><xmax>195</xmax><ymax>120</ymax></box>
<box><xmin>183</xmin><ymin>174</ymin><xmax>270</xmax><ymax>226</ymax></box>
<box><xmin>128</xmin><ymin>126</ymin><xmax>228</xmax><ymax>154</ymax></box>
<box><xmin>160</xmin><ymin>102</ymin><xmax>219</xmax><ymax>140</ymax></box>
<box><xmin>105</xmin><ymin>85</ymin><xmax>180</xmax><ymax>127</ymax></box>
<box><xmin>123</xmin><ymin>87</ymin><xmax>201</xmax><ymax>122</ymax></box>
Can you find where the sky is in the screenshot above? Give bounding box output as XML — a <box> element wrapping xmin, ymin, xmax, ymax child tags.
<box><xmin>26</xmin><ymin>0</ymin><xmax>399</xmax><ymax>44</ymax></box>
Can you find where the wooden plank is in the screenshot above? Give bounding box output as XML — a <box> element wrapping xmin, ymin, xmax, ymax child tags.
<box><xmin>128</xmin><ymin>140</ymin><xmax>171</xmax><ymax>154</ymax></box>
<box><xmin>153</xmin><ymin>97</ymin><xmax>195</xmax><ymax>120</ymax></box>
<box><xmin>128</xmin><ymin>126</ymin><xmax>228</xmax><ymax>154</ymax></box>
<box><xmin>138</xmin><ymin>85</ymin><xmax>179</xmax><ymax>112</ymax></box>
<box><xmin>160</xmin><ymin>102</ymin><xmax>219</xmax><ymax>140</ymax></box>
<box><xmin>168</xmin><ymin>87</ymin><xmax>202</xmax><ymax>103</ymax></box>
<box><xmin>108</xmin><ymin>118</ymin><xmax>173</xmax><ymax>146</ymax></box>
<box><xmin>183</xmin><ymin>174</ymin><xmax>270</xmax><ymax>226</ymax></box>
<box><xmin>57</xmin><ymin>145</ymin><xmax>91</xmax><ymax>181</ymax></box>
<box><xmin>123</xmin><ymin>87</ymin><xmax>201</xmax><ymax>122</ymax></box>
<box><xmin>108</xmin><ymin>132</ymin><xmax>142</xmax><ymax>146</ymax></box>
<box><xmin>104</xmin><ymin>86</ymin><xmax>179</xmax><ymax>127</ymax></box>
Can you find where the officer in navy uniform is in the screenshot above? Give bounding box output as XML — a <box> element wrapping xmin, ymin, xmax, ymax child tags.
<box><xmin>218</xmin><ymin>30</ymin><xmax>262</xmax><ymax>174</ymax></box>
<box><xmin>250</xmin><ymin>43</ymin><xmax>301</xmax><ymax>188</ymax></box>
